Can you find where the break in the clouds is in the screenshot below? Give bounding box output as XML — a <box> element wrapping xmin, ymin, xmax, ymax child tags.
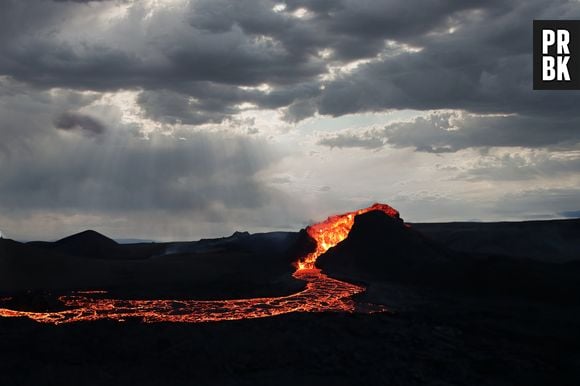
<box><xmin>0</xmin><ymin>0</ymin><xmax>579</xmax><ymax>240</ymax></box>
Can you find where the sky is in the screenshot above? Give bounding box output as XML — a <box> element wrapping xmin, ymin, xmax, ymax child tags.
<box><xmin>1</xmin><ymin>0</ymin><xmax>580</xmax><ymax>241</ymax></box>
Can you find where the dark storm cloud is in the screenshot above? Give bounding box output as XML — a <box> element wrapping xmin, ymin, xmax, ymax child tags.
<box><xmin>137</xmin><ymin>89</ymin><xmax>235</xmax><ymax>126</ymax></box>
<box><xmin>52</xmin><ymin>0</ymin><xmax>113</xmax><ymax>3</ymax></box>
<box><xmin>0</xmin><ymin>0</ymin><xmax>329</xmax><ymax>124</ymax></box>
<box><xmin>137</xmin><ymin>82</ymin><xmax>322</xmax><ymax>125</ymax></box>
<box><xmin>290</xmin><ymin>0</ymin><xmax>491</xmax><ymax>60</ymax></box>
<box><xmin>1</xmin><ymin>0</ymin><xmax>580</xmax><ymax>237</ymax></box>
<box><xmin>317</xmin><ymin>0</ymin><xmax>580</xmax><ymax>150</ymax></box>
<box><xmin>282</xmin><ymin>99</ymin><xmax>317</xmax><ymax>123</ymax></box>
<box><xmin>318</xmin><ymin>111</ymin><xmax>580</xmax><ymax>153</ymax></box>
<box><xmin>1</xmin><ymin>1</ymin><xmax>580</xmax><ymax>168</ymax></box>
<box><xmin>310</xmin><ymin>1</ymin><xmax>580</xmax><ymax>156</ymax></box>
<box><xmin>0</xmin><ymin>0</ymin><xmax>534</xmax><ymax>132</ymax></box>
<box><xmin>54</xmin><ymin>111</ymin><xmax>106</xmax><ymax>136</ymax></box>
<box><xmin>318</xmin><ymin>0</ymin><xmax>580</xmax><ymax>116</ymax></box>
<box><xmin>0</xmin><ymin>0</ymin><xmax>325</xmax><ymax>90</ymax></box>
<box><xmin>0</xmin><ymin>78</ymin><xmax>101</xmax><ymax>156</ymax></box>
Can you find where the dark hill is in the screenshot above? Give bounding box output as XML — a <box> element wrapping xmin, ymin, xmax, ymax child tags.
<box><xmin>0</xmin><ymin>232</ymin><xmax>303</xmax><ymax>299</ymax></box>
<box><xmin>317</xmin><ymin>210</ymin><xmax>451</xmax><ymax>283</ymax></box>
<box><xmin>28</xmin><ymin>230</ymin><xmax>165</xmax><ymax>260</ymax></box>
<box><xmin>1</xmin><ymin>238</ymin><xmax>53</xmax><ymax>261</ymax></box>
<box><xmin>0</xmin><ymin>238</ymin><xmax>74</xmax><ymax>292</ymax></box>
<box><xmin>56</xmin><ymin>229</ymin><xmax>117</xmax><ymax>245</ymax></box>
<box><xmin>317</xmin><ymin>210</ymin><xmax>580</xmax><ymax>302</ymax></box>
<box><xmin>53</xmin><ymin>230</ymin><xmax>118</xmax><ymax>259</ymax></box>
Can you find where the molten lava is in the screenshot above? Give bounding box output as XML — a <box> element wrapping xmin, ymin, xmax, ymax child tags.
<box><xmin>297</xmin><ymin>203</ymin><xmax>399</xmax><ymax>270</ymax></box>
<box><xmin>0</xmin><ymin>204</ymin><xmax>395</xmax><ymax>324</ymax></box>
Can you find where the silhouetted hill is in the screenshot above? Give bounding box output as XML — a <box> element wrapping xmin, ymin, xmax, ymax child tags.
<box><xmin>162</xmin><ymin>231</ymin><xmax>252</xmax><ymax>255</ymax></box>
<box><xmin>57</xmin><ymin>229</ymin><xmax>116</xmax><ymax>244</ymax></box>
<box><xmin>318</xmin><ymin>210</ymin><xmax>580</xmax><ymax>303</ymax></box>
<box><xmin>0</xmin><ymin>238</ymin><xmax>77</xmax><ymax>292</ymax></box>
<box><xmin>53</xmin><ymin>230</ymin><xmax>118</xmax><ymax>259</ymax></box>
<box><xmin>28</xmin><ymin>230</ymin><xmax>165</xmax><ymax>260</ymax></box>
<box><xmin>0</xmin><ymin>232</ymin><xmax>303</xmax><ymax>299</ymax></box>
<box><xmin>317</xmin><ymin>210</ymin><xmax>451</xmax><ymax>282</ymax></box>
<box><xmin>1</xmin><ymin>238</ymin><xmax>51</xmax><ymax>261</ymax></box>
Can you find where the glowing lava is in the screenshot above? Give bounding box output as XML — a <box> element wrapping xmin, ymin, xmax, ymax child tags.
<box><xmin>297</xmin><ymin>203</ymin><xmax>399</xmax><ymax>270</ymax></box>
<box><xmin>0</xmin><ymin>204</ymin><xmax>396</xmax><ymax>324</ymax></box>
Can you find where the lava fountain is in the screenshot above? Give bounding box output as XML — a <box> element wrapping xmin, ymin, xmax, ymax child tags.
<box><xmin>0</xmin><ymin>204</ymin><xmax>397</xmax><ymax>324</ymax></box>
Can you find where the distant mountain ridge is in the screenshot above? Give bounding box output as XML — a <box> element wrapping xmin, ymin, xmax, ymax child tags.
<box><xmin>1</xmin><ymin>214</ymin><xmax>580</xmax><ymax>302</ymax></box>
<box><xmin>6</xmin><ymin>215</ymin><xmax>580</xmax><ymax>263</ymax></box>
<box><xmin>412</xmin><ymin>218</ymin><xmax>580</xmax><ymax>263</ymax></box>
<box><xmin>25</xmin><ymin>230</ymin><xmax>164</xmax><ymax>261</ymax></box>
<box><xmin>0</xmin><ymin>230</ymin><xmax>302</xmax><ymax>298</ymax></box>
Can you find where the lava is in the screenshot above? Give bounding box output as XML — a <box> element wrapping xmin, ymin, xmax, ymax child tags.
<box><xmin>0</xmin><ymin>269</ymin><xmax>367</xmax><ymax>324</ymax></box>
<box><xmin>297</xmin><ymin>203</ymin><xmax>399</xmax><ymax>270</ymax></box>
<box><xmin>0</xmin><ymin>204</ymin><xmax>395</xmax><ymax>324</ymax></box>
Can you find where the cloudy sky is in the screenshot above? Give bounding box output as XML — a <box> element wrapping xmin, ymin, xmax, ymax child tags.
<box><xmin>1</xmin><ymin>0</ymin><xmax>579</xmax><ymax>241</ymax></box>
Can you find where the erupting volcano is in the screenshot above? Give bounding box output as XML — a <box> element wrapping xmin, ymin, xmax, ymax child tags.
<box><xmin>0</xmin><ymin>204</ymin><xmax>398</xmax><ymax>324</ymax></box>
<box><xmin>297</xmin><ymin>203</ymin><xmax>399</xmax><ymax>270</ymax></box>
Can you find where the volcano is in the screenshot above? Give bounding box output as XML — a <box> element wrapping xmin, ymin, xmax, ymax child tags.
<box><xmin>317</xmin><ymin>209</ymin><xmax>451</xmax><ymax>283</ymax></box>
<box><xmin>296</xmin><ymin>203</ymin><xmax>400</xmax><ymax>269</ymax></box>
<box><xmin>316</xmin><ymin>208</ymin><xmax>580</xmax><ymax>302</ymax></box>
<box><xmin>0</xmin><ymin>204</ymin><xmax>398</xmax><ymax>324</ymax></box>
<box><xmin>1</xmin><ymin>203</ymin><xmax>579</xmax><ymax>324</ymax></box>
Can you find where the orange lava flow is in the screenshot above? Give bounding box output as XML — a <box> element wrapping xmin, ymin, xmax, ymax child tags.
<box><xmin>297</xmin><ymin>203</ymin><xmax>399</xmax><ymax>270</ymax></box>
<box><xmin>0</xmin><ymin>204</ymin><xmax>396</xmax><ymax>324</ymax></box>
<box><xmin>0</xmin><ymin>269</ymin><xmax>366</xmax><ymax>324</ymax></box>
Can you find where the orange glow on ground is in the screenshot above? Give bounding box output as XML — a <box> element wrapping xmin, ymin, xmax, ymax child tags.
<box><xmin>0</xmin><ymin>204</ymin><xmax>394</xmax><ymax>324</ymax></box>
